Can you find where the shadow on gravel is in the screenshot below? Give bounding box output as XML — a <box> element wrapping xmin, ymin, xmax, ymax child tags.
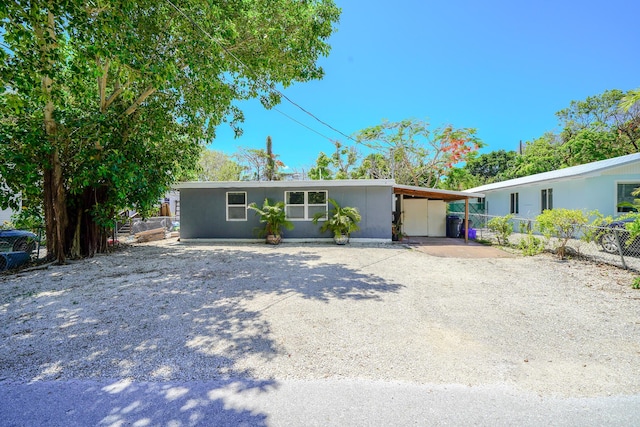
<box><xmin>0</xmin><ymin>243</ymin><xmax>403</xmax><ymax>425</ymax></box>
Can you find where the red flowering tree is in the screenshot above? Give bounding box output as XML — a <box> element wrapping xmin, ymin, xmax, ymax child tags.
<box><xmin>355</xmin><ymin>119</ymin><xmax>483</xmax><ymax>187</ymax></box>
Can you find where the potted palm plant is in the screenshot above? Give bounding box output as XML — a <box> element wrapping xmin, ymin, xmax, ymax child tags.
<box><xmin>248</xmin><ymin>198</ymin><xmax>294</xmax><ymax>244</ymax></box>
<box><xmin>313</xmin><ymin>199</ymin><xmax>361</xmax><ymax>244</ymax></box>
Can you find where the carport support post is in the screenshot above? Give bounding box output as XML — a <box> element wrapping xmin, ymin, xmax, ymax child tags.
<box><xmin>464</xmin><ymin>198</ymin><xmax>469</xmax><ymax>243</ymax></box>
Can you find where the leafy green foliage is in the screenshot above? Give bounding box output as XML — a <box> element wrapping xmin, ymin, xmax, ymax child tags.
<box><xmin>517</xmin><ymin>223</ymin><xmax>544</xmax><ymax>256</ymax></box>
<box><xmin>235</xmin><ymin>145</ymin><xmax>285</xmax><ymax>181</ymax></box>
<box><xmin>309</xmin><ymin>141</ymin><xmax>359</xmax><ymax>180</ymax></box>
<box><xmin>313</xmin><ymin>199</ymin><xmax>361</xmax><ymax>237</ymax></box>
<box><xmin>9</xmin><ymin>206</ymin><xmax>45</xmax><ymax>232</ymax></box>
<box><xmin>487</xmin><ymin>214</ymin><xmax>513</xmax><ymax>246</ymax></box>
<box><xmin>355</xmin><ymin>119</ymin><xmax>484</xmax><ymax>187</ymax></box>
<box><xmin>556</xmin><ymin>89</ymin><xmax>640</xmax><ymax>153</ymax></box>
<box><xmin>620</xmin><ymin>88</ymin><xmax>640</xmax><ymax>112</ymax></box>
<box><xmin>536</xmin><ymin>209</ymin><xmax>590</xmax><ymax>259</ymax></box>
<box><xmin>465</xmin><ymin>150</ymin><xmax>518</xmax><ymax>183</ymax></box>
<box><xmin>308</xmin><ymin>152</ymin><xmax>335</xmax><ymax>180</ymax></box>
<box><xmin>351</xmin><ymin>153</ymin><xmax>392</xmax><ymax>180</ymax></box>
<box><xmin>439</xmin><ymin>167</ymin><xmax>481</xmax><ymax>191</ymax></box>
<box><xmin>247</xmin><ymin>198</ymin><xmax>293</xmax><ymax>237</ymax></box>
<box><xmin>624</xmin><ymin>214</ymin><xmax>640</xmax><ymax>250</ymax></box>
<box><xmin>0</xmin><ymin>0</ymin><xmax>340</xmax><ymax>259</ymax></box>
<box><xmin>518</xmin><ymin>232</ymin><xmax>545</xmax><ymax>256</ymax></box>
<box><xmin>444</xmin><ymin>88</ymin><xmax>640</xmax><ymax>190</ymax></box>
<box><xmin>198</xmin><ymin>149</ymin><xmax>243</xmax><ymax>181</ymax></box>
<box><xmin>506</xmin><ymin>133</ymin><xmax>565</xmax><ymax>179</ymax></box>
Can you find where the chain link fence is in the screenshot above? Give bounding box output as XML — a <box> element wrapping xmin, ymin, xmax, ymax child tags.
<box><xmin>467</xmin><ymin>214</ymin><xmax>640</xmax><ymax>272</ymax></box>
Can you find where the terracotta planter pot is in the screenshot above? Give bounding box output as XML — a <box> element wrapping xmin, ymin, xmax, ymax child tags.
<box><xmin>266</xmin><ymin>234</ymin><xmax>282</xmax><ymax>245</ymax></box>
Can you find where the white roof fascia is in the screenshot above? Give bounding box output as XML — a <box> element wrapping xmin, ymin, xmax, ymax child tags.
<box><xmin>464</xmin><ymin>153</ymin><xmax>640</xmax><ymax>194</ymax></box>
<box><xmin>174</xmin><ymin>179</ymin><xmax>397</xmax><ymax>190</ymax></box>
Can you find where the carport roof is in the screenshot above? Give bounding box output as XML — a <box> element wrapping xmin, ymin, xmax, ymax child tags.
<box><xmin>393</xmin><ymin>184</ymin><xmax>484</xmax><ymax>201</ymax></box>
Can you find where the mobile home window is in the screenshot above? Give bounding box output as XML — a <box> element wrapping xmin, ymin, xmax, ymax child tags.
<box><xmin>541</xmin><ymin>188</ymin><xmax>553</xmax><ymax>212</ymax></box>
<box><xmin>285</xmin><ymin>190</ymin><xmax>328</xmax><ymax>220</ymax></box>
<box><xmin>510</xmin><ymin>193</ymin><xmax>519</xmax><ymax>214</ymax></box>
<box><xmin>617</xmin><ymin>183</ymin><xmax>640</xmax><ymax>213</ymax></box>
<box><xmin>226</xmin><ymin>192</ymin><xmax>247</xmax><ymax>221</ymax></box>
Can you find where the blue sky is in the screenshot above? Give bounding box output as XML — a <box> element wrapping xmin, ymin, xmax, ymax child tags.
<box><xmin>212</xmin><ymin>0</ymin><xmax>640</xmax><ymax>172</ymax></box>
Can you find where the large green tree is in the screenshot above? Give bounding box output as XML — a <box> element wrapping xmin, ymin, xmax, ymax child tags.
<box><xmin>556</xmin><ymin>89</ymin><xmax>640</xmax><ymax>154</ymax></box>
<box><xmin>308</xmin><ymin>140</ymin><xmax>359</xmax><ymax>180</ymax></box>
<box><xmin>504</xmin><ymin>133</ymin><xmax>565</xmax><ymax>179</ymax></box>
<box><xmin>355</xmin><ymin>119</ymin><xmax>483</xmax><ymax>187</ymax></box>
<box><xmin>197</xmin><ymin>149</ymin><xmax>243</xmax><ymax>181</ymax></box>
<box><xmin>464</xmin><ymin>149</ymin><xmax>518</xmax><ymax>183</ymax></box>
<box><xmin>0</xmin><ymin>0</ymin><xmax>340</xmax><ymax>261</ymax></box>
<box><xmin>620</xmin><ymin>88</ymin><xmax>640</xmax><ymax>112</ymax></box>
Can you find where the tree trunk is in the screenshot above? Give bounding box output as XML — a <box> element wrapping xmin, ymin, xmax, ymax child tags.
<box><xmin>67</xmin><ymin>187</ymin><xmax>111</xmax><ymax>258</ymax></box>
<box><xmin>40</xmin><ymin>8</ymin><xmax>68</xmax><ymax>263</ymax></box>
<box><xmin>266</xmin><ymin>136</ymin><xmax>275</xmax><ymax>181</ymax></box>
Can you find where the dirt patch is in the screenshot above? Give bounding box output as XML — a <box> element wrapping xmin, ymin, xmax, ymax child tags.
<box><xmin>405</xmin><ymin>237</ymin><xmax>515</xmax><ymax>258</ymax></box>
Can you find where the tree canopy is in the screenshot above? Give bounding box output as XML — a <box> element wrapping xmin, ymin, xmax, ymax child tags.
<box><xmin>355</xmin><ymin>119</ymin><xmax>483</xmax><ymax>187</ymax></box>
<box><xmin>443</xmin><ymin>88</ymin><xmax>640</xmax><ymax>189</ymax></box>
<box><xmin>197</xmin><ymin>149</ymin><xmax>243</xmax><ymax>181</ymax></box>
<box><xmin>308</xmin><ymin>140</ymin><xmax>359</xmax><ymax>180</ymax></box>
<box><xmin>0</xmin><ymin>0</ymin><xmax>340</xmax><ymax>261</ymax></box>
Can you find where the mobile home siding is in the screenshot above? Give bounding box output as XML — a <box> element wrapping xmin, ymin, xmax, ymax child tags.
<box><xmin>482</xmin><ymin>162</ymin><xmax>640</xmax><ymax>220</ymax></box>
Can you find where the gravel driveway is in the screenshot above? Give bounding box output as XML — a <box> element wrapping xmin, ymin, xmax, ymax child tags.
<box><xmin>1</xmin><ymin>239</ymin><xmax>639</xmax><ymax>423</ymax></box>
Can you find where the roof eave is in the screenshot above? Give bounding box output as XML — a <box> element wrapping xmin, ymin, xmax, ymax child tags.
<box><xmin>394</xmin><ymin>184</ymin><xmax>484</xmax><ymax>201</ymax></box>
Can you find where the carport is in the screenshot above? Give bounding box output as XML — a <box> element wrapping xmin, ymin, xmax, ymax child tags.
<box><xmin>393</xmin><ymin>184</ymin><xmax>485</xmax><ymax>243</ymax></box>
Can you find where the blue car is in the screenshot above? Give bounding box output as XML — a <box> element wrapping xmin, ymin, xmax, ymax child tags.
<box><xmin>0</xmin><ymin>229</ymin><xmax>38</xmax><ymax>253</ymax></box>
<box><xmin>598</xmin><ymin>218</ymin><xmax>640</xmax><ymax>255</ymax></box>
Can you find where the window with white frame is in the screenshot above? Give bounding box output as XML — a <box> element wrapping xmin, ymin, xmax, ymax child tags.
<box><xmin>510</xmin><ymin>192</ymin><xmax>519</xmax><ymax>214</ymax></box>
<box><xmin>617</xmin><ymin>182</ymin><xmax>640</xmax><ymax>213</ymax></box>
<box><xmin>226</xmin><ymin>192</ymin><xmax>247</xmax><ymax>221</ymax></box>
<box><xmin>541</xmin><ymin>188</ymin><xmax>553</xmax><ymax>212</ymax></box>
<box><xmin>285</xmin><ymin>190</ymin><xmax>328</xmax><ymax>220</ymax></box>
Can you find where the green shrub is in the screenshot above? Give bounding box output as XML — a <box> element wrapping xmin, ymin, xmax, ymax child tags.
<box><xmin>487</xmin><ymin>214</ymin><xmax>513</xmax><ymax>246</ymax></box>
<box><xmin>632</xmin><ymin>277</ymin><xmax>640</xmax><ymax>290</ymax></box>
<box><xmin>519</xmin><ymin>234</ymin><xmax>544</xmax><ymax>256</ymax></box>
<box><xmin>581</xmin><ymin>211</ymin><xmax>612</xmax><ymax>244</ymax></box>
<box><xmin>518</xmin><ymin>223</ymin><xmax>545</xmax><ymax>256</ymax></box>
<box><xmin>624</xmin><ymin>215</ymin><xmax>640</xmax><ymax>249</ymax></box>
<box><xmin>536</xmin><ymin>209</ymin><xmax>589</xmax><ymax>259</ymax></box>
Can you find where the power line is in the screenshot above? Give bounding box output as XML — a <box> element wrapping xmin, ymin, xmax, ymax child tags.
<box><xmin>272</xmin><ymin>107</ymin><xmax>335</xmax><ymax>142</ymax></box>
<box><xmin>164</xmin><ymin>0</ymin><xmax>357</xmax><ymax>144</ymax></box>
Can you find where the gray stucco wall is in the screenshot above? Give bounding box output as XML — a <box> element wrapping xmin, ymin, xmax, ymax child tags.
<box><xmin>179</xmin><ymin>185</ymin><xmax>392</xmax><ymax>240</ymax></box>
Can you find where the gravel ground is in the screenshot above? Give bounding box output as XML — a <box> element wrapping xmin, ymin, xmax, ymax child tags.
<box><xmin>1</xmin><ymin>239</ymin><xmax>639</xmax><ymax>398</ymax></box>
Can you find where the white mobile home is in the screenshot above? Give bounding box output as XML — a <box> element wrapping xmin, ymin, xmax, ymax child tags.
<box><xmin>465</xmin><ymin>153</ymin><xmax>640</xmax><ymax>219</ymax></box>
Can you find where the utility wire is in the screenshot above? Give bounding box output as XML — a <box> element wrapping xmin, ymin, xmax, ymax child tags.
<box><xmin>272</xmin><ymin>107</ymin><xmax>335</xmax><ymax>142</ymax></box>
<box><xmin>164</xmin><ymin>0</ymin><xmax>357</xmax><ymax>144</ymax></box>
